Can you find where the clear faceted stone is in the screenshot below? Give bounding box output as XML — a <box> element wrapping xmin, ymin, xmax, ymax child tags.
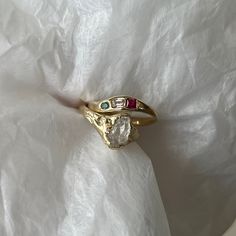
<box><xmin>106</xmin><ymin>116</ymin><xmax>131</xmax><ymax>147</ymax></box>
<box><xmin>111</xmin><ymin>98</ymin><xmax>126</xmax><ymax>108</ymax></box>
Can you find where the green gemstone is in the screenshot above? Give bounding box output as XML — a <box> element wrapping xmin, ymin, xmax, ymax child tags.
<box><xmin>101</xmin><ymin>101</ymin><xmax>109</xmax><ymax>110</ymax></box>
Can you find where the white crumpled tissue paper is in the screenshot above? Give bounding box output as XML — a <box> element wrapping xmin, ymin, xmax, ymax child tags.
<box><xmin>0</xmin><ymin>0</ymin><xmax>236</xmax><ymax>236</ymax></box>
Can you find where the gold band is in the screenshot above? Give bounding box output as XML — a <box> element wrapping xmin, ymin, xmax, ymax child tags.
<box><xmin>87</xmin><ymin>95</ymin><xmax>157</xmax><ymax>126</ymax></box>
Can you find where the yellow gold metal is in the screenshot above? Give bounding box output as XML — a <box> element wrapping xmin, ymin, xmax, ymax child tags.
<box><xmin>79</xmin><ymin>105</ymin><xmax>139</xmax><ymax>149</ymax></box>
<box><xmin>88</xmin><ymin>95</ymin><xmax>157</xmax><ymax>126</ymax></box>
<box><xmin>79</xmin><ymin>96</ymin><xmax>157</xmax><ymax>149</ymax></box>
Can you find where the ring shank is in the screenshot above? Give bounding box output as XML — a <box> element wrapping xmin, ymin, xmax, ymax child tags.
<box><xmin>87</xmin><ymin>96</ymin><xmax>157</xmax><ymax>126</ymax></box>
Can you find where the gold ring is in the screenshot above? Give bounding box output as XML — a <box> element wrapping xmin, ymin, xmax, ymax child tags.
<box><xmin>79</xmin><ymin>96</ymin><xmax>157</xmax><ymax>149</ymax></box>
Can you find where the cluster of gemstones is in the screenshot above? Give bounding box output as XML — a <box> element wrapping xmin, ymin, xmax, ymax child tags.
<box><xmin>100</xmin><ymin>97</ymin><xmax>137</xmax><ymax>110</ymax></box>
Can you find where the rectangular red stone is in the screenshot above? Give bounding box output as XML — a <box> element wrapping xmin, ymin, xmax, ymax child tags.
<box><xmin>126</xmin><ymin>98</ymin><xmax>136</xmax><ymax>109</ymax></box>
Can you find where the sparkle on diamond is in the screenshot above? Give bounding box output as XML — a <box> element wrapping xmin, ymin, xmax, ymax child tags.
<box><xmin>106</xmin><ymin>116</ymin><xmax>131</xmax><ymax>147</ymax></box>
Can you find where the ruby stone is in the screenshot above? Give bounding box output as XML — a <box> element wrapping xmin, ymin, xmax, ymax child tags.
<box><xmin>127</xmin><ymin>98</ymin><xmax>136</xmax><ymax>109</ymax></box>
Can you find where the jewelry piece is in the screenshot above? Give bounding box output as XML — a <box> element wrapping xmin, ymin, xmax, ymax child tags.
<box><xmin>79</xmin><ymin>96</ymin><xmax>157</xmax><ymax>149</ymax></box>
<box><xmin>79</xmin><ymin>105</ymin><xmax>139</xmax><ymax>148</ymax></box>
<box><xmin>87</xmin><ymin>95</ymin><xmax>157</xmax><ymax>126</ymax></box>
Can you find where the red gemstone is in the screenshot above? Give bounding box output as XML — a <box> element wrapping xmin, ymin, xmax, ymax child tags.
<box><xmin>126</xmin><ymin>98</ymin><xmax>137</xmax><ymax>109</ymax></box>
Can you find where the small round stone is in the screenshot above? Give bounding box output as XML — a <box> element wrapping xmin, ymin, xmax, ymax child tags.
<box><xmin>100</xmin><ymin>101</ymin><xmax>109</xmax><ymax>110</ymax></box>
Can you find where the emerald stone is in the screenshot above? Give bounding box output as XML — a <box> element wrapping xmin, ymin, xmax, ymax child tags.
<box><xmin>101</xmin><ymin>101</ymin><xmax>109</xmax><ymax>109</ymax></box>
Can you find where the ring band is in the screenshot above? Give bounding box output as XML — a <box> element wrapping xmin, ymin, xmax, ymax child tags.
<box><xmin>87</xmin><ymin>95</ymin><xmax>157</xmax><ymax>126</ymax></box>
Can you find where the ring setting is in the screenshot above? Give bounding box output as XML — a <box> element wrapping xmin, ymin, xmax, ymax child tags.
<box><xmin>79</xmin><ymin>96</ymin><xmax>157</xmax><ymax>149</ymax></box>
<box><xmin>100</xmin><ymin>97</ymin><xmax>137</xmax><ymax>110</ymax></box>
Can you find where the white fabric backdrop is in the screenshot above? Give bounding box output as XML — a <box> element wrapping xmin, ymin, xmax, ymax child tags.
<box><xmin>0</xmin><ymin>0</ymin><xmax>236</xmax><ymax>235</ymax></box>
<box><xmin>224</xmin><ymin>220</ymin><xmax>236</xmax><ymax>236</ymax></box>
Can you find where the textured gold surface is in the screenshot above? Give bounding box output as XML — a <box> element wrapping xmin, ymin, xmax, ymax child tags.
<box><xmin>79</xmin><ymin>105</ymin><xmax>139</xmax><ymax>149</ymax></box>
